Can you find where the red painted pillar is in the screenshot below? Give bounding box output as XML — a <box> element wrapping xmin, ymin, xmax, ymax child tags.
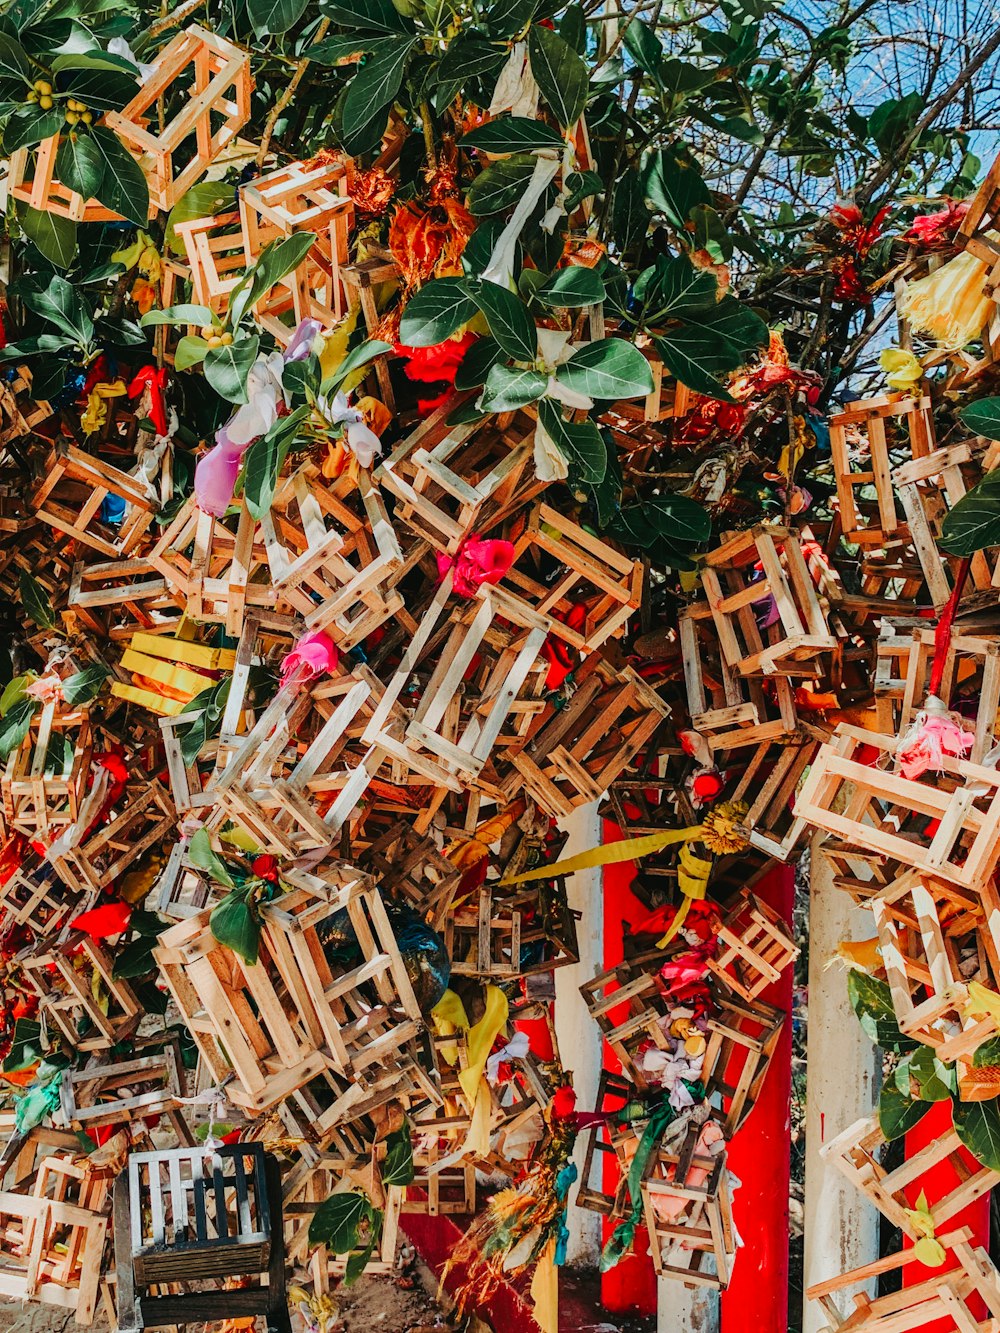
<box><xmin>600</xmin><ymin>818</ymin><xmax>658</xmax><ymax>1318</ymax></box>
<box><xmin>901</xmin><ymin>1101</ymin><xmax>990</xmax><ymax>1328</ymax></box>
<box><xmin>721</xmin><ymin>863</ymin><xmax>794</xmax><ymax>1333</ymax></box>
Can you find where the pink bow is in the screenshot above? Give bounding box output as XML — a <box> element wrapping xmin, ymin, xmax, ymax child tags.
<box><xmin>436</xmin><ymin>534</ymin><xmax>515</xmax><ymax>599</ymax></box>
<box><xmin>897</xmin><ymin>713</ymin><xmax>974</xmax><ymax>780</ymax></box>
<box><xmin>279</xmin><ymin>629</ymin><xmax>338</xmax><ymax>687</ymax></box>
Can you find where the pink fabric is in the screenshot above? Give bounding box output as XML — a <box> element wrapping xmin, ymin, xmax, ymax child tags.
<box><xmin>897</xmin><ymin>714</ymin><xmax>974</xmax><ymax>780</ymax></box>
<box><xmin>436</xmin><ymin>534</ymin><xmax>516</xmax><ymax>599</ymax></box>
<box><xmin>648</xmin><ymin>1121</ymin><xmax>726</xmax><ymax>1223</ymax></box>
<box><xmin>279</xmin><ymin>629</ymin><xmax>338</xmax><ymax>687</ymax></box>
<box><xmin>194</xmin><ymin>440</ymin><xmax>247</xmax><ymax>518</ymax></box>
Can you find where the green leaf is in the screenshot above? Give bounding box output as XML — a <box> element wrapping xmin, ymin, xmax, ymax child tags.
<box><xmin>878</xmin><ymin>1080</ymin><xmax>932</xmax><ymax>1141</ymax></box>
<box><xmin>243</xmin><ymin>405</ymin><xmax>309</xmax><ymax>520</ymax></box>
<box><xmin>57</xmin><ymin>67</ymin><xmax>141</xmax><ymax>111</ymax></box>
<box><xmin>436</xmin><ymin>34</ymin><xmax>505</xmax><ymax>85</ymax></box>
<box><xmin>461</xmin><ymin>115</ymin><xmax>565</xmax><ymax>154</ymax></box>
<box><xmin>203</xmin><ymin>336</ymin><xmax>260</xmax><ymax>405</ymax></box>
<box><xmin>0</xmin><ymin>675</ymin><xmax>30</xmax><ymax>715</ymax></box>
<box><xmin>643</xmin><ymin>142</ymin><xmax>710</xmax><ymax>230</ymax></box>
<box><xmin>640</xmin><ymin>254</ymin><xmax>719</xmax><ymax>319</ymax></box>
<box><xmin>398</xmin><ymin>278</ymin><xmax>478</xmax><ymax>347</ymax></box>
<box><xmin>55</xmin><ymin>131</ymin><xmax>104</xmax><ymax>200</ymax></box>
<box><xmin>466</xmin><ymin>154</ymin><xmax>538</xmax><ymax>216</ymax></box>
<box><xmin>344</xmin><ymin>1229</ymin><xmax>379</xmax><ymax>1285</ymax></box>
<box><xmin>308</xmin><ymin>1189</ymin><xmax>372</xmax><ymax>1251</ymax></box>
<box><xmin>141</xmin><ymin>304</ymin><xmax>215</xmax><ymax>329</ymax></box>
<box><xmin>4</xmin><ymin>104</ymin><xmax>64</xmax><ymax>151</ymax></box>
<box><xmin>940</xmin><ymin>472</ymin><xmax>1000</xmax><ymax>556</ymax></box>
<box><xmin>112</xmin><ymin>935</ymin><xmax>157</xmax><ymax>979</ymax></box>
<box><xmin>165</xmin><ymin>182</ymin><xmax>235</xmax><ymax>256</ymax></box>
<box><xmin>229</xmin><ymin>233</ymin><xmax>316</xmax><ymax>330</ymax></box>
<box><xmin>555</xmin><ymin>339</ymin><xmax>654</xmax><ymax>401</ymax></box>
<box><xmin>908</xmin><ymin>1044</ymin><xmax>956</xmax><ymax>1101</ymax></box>
<box><xmin>188</xmin><ymin>827</ymin><xmax>236</xmax><ymax>889</ymax></box>
<box><xmin>3</xmin><ymin>1018</ymin><xmax>43</xmax><ymax>1074</ymax></box>
<box><xmin>478</xmin><ymin>363</ymin><xmax>547</xmax><ymax>412</ymax></box>
<box><xmin>847</xmin><ymin>971</ymin><xmax>918</xmax><ymax>1054</ymax></box>
<box><xmin>953</xmin><ymin>1099</ymin><xmax>1000</xmax><ymax>1172</ymax></box>
<box><xmin>613</xmin><ymin>493</ymin><xmax>711</xmax><ymax>549</ymax></box>
<box><xmin>974</xmin><ymin>1036</ymin><xmax>1000</xmax><ymax>1068</ymax></box>
<box><xmin>175</xmin><ymin>336</ymin><xmax>210</xmax><ymax>371</ymax></box>
<box><xmin>248</xmin><ymin>0</ymin><xmax>308</xmax><ymax>36</ymax></box>
<box><xmin>527</xmin><ymin>25</ymin><xmax>588</xmax><ymax>129</ymax></box>
<box><xmin>19</xmin><ymin>569</ymin><xmax>55</xmax><ymax>629</ymax></box>
<box><xmin>0</xmin><ymin>698</ymin><xmax>38</xmax><ymax>761</ymax></box>
<box><xmin>622</xmin><ymin>21</ymin><xmax>663</xmax><ymax>80</ymax></box>
<box><xmin>959</xmin><ymin>398</ymin><xmax>1000</xmax><ymax>441</ymax></box>
<box><xmin>537</xmin><ymin>267</ymin><xmax>606</xmax><ymax>308</ymax></box>
<box><xmin>318</xmin><ymin>0</ymin><xmax>414</xmax><ymax>34</ymax></box>
<box><xmin>320</xmin><ymin>338</ymin><xmax>392</xmax><ymax>397</ymax></box>
<box><xmin>21</xmin><ymin>273</ymin><xmax>92</xmax><ymax>344</ymax></box>
<box><xmin>453</xmin><ymin>336</ymin><xmax>502</xmax><ymax>390</ymax></box>
<box><xmin>90</xmin><ymin>126</ymin><xmax>148</xmax><ymax>227</ymax></box>
<box><xmin>61</xmin><ymin>664</ymin><xmax>108</xmax><ymax>706</ymax></box>
<box><xmin>484</xmin><ymin>0</ymin><xmax>537</xmax><ymax>39</ymax></box>
<box><xmin>18</xmin><ymin>205</ymin><xmax>77</xmax><ymax>269</ymax></box>
<box><xmin>210</xmin><ymin>888</ymin><xmax>261</xmax><ymax>965</ymax></box>
<box><xmin>0</xmin><ymin>32</ymin><xmax>33</xmax><ymax>85</ymax></box>
<box><xmin>309</xmin><ymin>34</ymin><xmax>401</xmax><ymax>63</ymax></box>
<box><xmin>382</xmin><ymin>1123</ymin><xmax>414</xmax><ymax>1186</ymax></box>
<box><xmin>178</xmin><ymin>678</ymin><xmax>230</xmax><ymax>766</ymax></box>
<box><xmin>612</xmin><ymin>168</ymin><xmax>650</xmax><ymax>259</ymax></box>
<box><xmin>538</xmin><ymin>398</ymin><xmax>606</xmax><ymax>483</ymax></box>
<box><xmin>341</xmin><ymin>38</ymin><xmax>414</xmax><ymax>155</ymax></box>
<box><xmin>469</xmin><ymin>280</ymin><xmax>537</xmax><ymax>361</ymax></box>
<box><xmin>652</xmin><ymin>327</ymin><xmax>738</xmax><ymax>401</ymax></box>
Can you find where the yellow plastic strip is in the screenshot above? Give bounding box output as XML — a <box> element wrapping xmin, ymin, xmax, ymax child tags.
<box><xmin>130</xmin><ymin>631</ymin><xmax>237</xmax><ymax>671</ymax></box>
<box><xmin>120</xmin><ymin>650</ymin><xmax>209</xmax><ymax>699</ymax></box>
<box><xmin>111</xmin><ymin>682</ymin><xmax>186</xmax><ymax>716</ymax></box>
<box><xmin>498</xmin><ymin>825</ymin><xmax>703</xmax><ymax>886</ymax></box>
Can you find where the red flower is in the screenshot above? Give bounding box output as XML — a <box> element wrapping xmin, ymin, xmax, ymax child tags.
<box><xmin>551</xmin><ymin>1084</ymin><xmax>577</xmax><ymax>1120</ymax></box>
<box><xmin>395</xmin><ymin>333</ymin><xmax>477</xmax><ymax>385</ymax></box>
<box><xmin>903</xmin><ymin>200</ymin><xmax>970</xmax><ymax>251</ymax></box>
<box><xmin>832</xmin><ymin>257</ymin><xmax>872</xmax><ymax>304</ymax></box>
<box><xmin>830</xmin><ymin>203</ymin><xmax>890</xmax><ymax>258</ymax></box>
<box><xmin>252</xmin><ymin>855</ymin><xmax>280</xmax><ymax>882</ymax></box>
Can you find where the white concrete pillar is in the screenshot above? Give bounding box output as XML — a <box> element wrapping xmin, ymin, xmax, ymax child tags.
<box><xmin>803</xmin><ymin>833</ymin><xmax>881</xmax><ymax>1332</ymax></box>
<box><xmin>658</xmin><ymin>1282</ymin><xmax>720</xmax><ymax>1332</ymax></box>
<box><xmin>555</xmin><ymin>799</ymin><xmax>604</xmax><ymax>1265</ymax></box>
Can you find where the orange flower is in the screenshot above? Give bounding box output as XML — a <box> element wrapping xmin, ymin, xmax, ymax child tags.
<box><xmin>131</xmin><ymin>277</ymin><xmax>158</xmax><ymax>315</ymax></box>
<box><xmin>562</xmin><ymin>237</ymin><xmax>606</xmax><ymax>268</ymax></box>
<box><xmin>389</xmin><ymin>199</ymin><xmax>475</xmax><ymax>287</ymax></box>
<box><xmin>347</xmin><ymin>164</ymin><xmax>396</xmax><ymax>218</ymax></box>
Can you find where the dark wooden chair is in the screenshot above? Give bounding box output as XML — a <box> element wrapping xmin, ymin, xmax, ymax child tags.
<box><xmin>112</xmin><ymin>1142</ymin><xmax>290</xmax><ymax>1333</ymax></box>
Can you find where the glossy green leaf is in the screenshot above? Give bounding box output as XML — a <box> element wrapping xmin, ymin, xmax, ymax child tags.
<box><xmin>243</xmin><ymin>405</ymin><xmax>309</xmax><ymax>520</ymax></box>
<box><xmin>308</xmin><ymin>1189</ymin><xmax>373</xmax><ymax>1251</ymax></box>
<box><xmin>140</xmin><ymin>304</ymin><xmax>215</xmax><ymax>328</ymax></box>
<box><xmin>555</xmin><ymin>338</ymin><xmax>654</xmax><ymax>401</ymax></box>
<box><xmin>55</xmin><ymin>131</ymin><xmax>104</xmax><ymax>200</ymax></box>
<box><xmin>4</xmin><ymin>103</ymin><xmax>64</xmax><ymax>151</ymax></box>
<box><xmin>19</xmin><ymin>569</ymin><xmax>55</xmax><ymax>629</ymax></box>
<box><xmin>0</xmin><ymin>32</ymin><xmax>33</xmax><ymax>85</ymax></box>
<box><xmin>61</xmin><ymin>664</ymin><xmax>108</xmax><ymax>706</ymax></box>
<box><xmin>210</xmin><ymin>888</ymin><xmax>261</xmax><ymax>965</ymax></box>
<box><xmin>90</xmin><ymin>125</ymin><xmax>148</xmax><ymax>227</ymax></box>
<box><xmin>643</xmin><ymin>142</ymin><xmax>710</xmax><ymax>230</ymax></box>
<box><xmin>398</xmin><ymin>277</ymin><xmax>478</xmax><ymax>347</ymax></box>
<box><xmin>175</xmin><ymin>335</ymin><xmax>210</xmax><ymax>371</ymax></box>
<box><xmin>165</xmin><ymin>182</ymin><xmax>236</xmax><ymax>256</ymax></box>
<box><xmin>189</xmin><ymin>828</ymin><xmax>237</xmax><ymax>889</ymax></box>
<box><xmin>847</xmin><ymin>971</ymin><xmax>918</xmax><ymax>1053</ymax></box>
<box><xmin>461</xmin><ymin>115</ymin><xmax>565</xmax><ymax>153</ymax></box>
<box><xmin>0</xmin><ymin>698</ymin><xmax>38</xmax><ymax>761</ymax></box>
<box><xmin>203</xmin><ymin>336</ymin><xmax>260</xmax><ymax>404</ymax></box>
<box><xmin>878</xmin><ymin>1080</ymin><xmax>932</xmax><ymax>1141</ymax></box>
<box><xmin>57</xmin><ymin>67</ymin><xmax>140</xmax><ymax>110</ymax></box>
<box><xmin>537</xmin><ymin>266</ymin><xmax>606</xmax><ymax>308</ymax></box>
<box><xmin>248</xmin><ymin>0</ymin><xmax>309</xmax><ymax>36</ymax></box>
<box><xmin>341</xmin><ymin>38</ymin><xmax>414</xmax><ymax>154</ymax></box>
<box><xmin>940</xmin><ymin>472</ymin><xmax>1000</xmax><ymax>556</ymax></box>
<box><xmin>320</xmin><ymin>338</ymin><xmax>393</xmax><ymax>397</ymax></box>
<box><xmin>538</xmin><ymin>398</ymin><xmax>606</xmax><ymax>483</ymax></box>
<box><xmin>466</xmin><ymin>154</ymin><xmax>538</xmax><ymax>215</ymax></box>
<box><xmin>953</xmin><ymin>1099</ymin><xmax>1000</xmax><ymax>1172</ymax></box>
<box><xmin>528</xmin><ymin>24</ymin><xmax>588</xmax><ymax>128</ymax></box>
<box><xmin>478</xmin><ymin>363</ymin><xmax>547</xmax><ymax>411</ymax></box>
<box><xmin>319</xmin><ymin>0</ymin><xmax>414</xmax><ymax>34</ymax></box>
<box><xmin>18</xmin><ymin>205</ymin><xmax>77</xmax><ymax>269</ymax></box>
<box><xmin>469</xmin><ymin>280</ymin><xmax>536</xmax><ymax>361</ymax></box>
<box><xmin>959</xmin><ymin>397</ymin><xmax>1000</xmax><ymax>441</ymax></box>
<box><xmin>21</xmin><ymin>274</ymin><xmax>92</xmax><ymax>344</ymax></box>
<box><xmin>453</xmin><ymin>335</ymin><xmax>502</xmax><ymax>389</ymax></box>
<box><xmin>382</xmin><ymin>1123</ymin><xmax>415</xmax><ymax>1186</ymax></box>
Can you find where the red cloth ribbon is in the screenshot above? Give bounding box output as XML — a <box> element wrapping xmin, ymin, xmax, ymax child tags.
<box><xmin>128</xmin><ymin>365</ymin><xmax>169</xmax><ymax>438</ymax></box>
<box><xmin>71</xmin><ymin>900</ymin><xmax>131</xmax><ymax>939</ymax></box>
<box><xmin>540</xmin><ymin>602</ymin><xmax>586</xmax><ymax>689</ymax></box>
<box><xmin>436</xmin><ymin>534</ymin><xmax>515</xmax><ymax>599</ymax></box>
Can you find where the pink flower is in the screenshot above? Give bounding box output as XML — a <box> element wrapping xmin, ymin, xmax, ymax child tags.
<box><xmin>25</xmin><ymin>675</ymin><xmax>63</xmax><ymax>704</ymax></box>
<box><xmin>279</xmin><ymin>629</ymin><xmax>338</xmax><ymax>687</ymax></box>
<box><xmin>903</xmin><ymin>201</ymin><xmax>970</xmax><ymax>251</ymax></box>
<box><xmin>436</xmin><ymin>534</ymin><xmax>515</xmax><ymax>599</ymax></box>
<box><xmin>897</xmin><ymin>709</ymin><xmax>974</xmax><ymax>780</ymax></box>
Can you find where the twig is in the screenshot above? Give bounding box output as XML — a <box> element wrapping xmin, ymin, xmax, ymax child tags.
<box><xmin>257</xmin><ymin>18</ymin><xmax>331</xmax><ymax>167</ymax></box>
<box><xmin>420</xmin><ymin>100</ymin><xmax>436</xmax><ymax>173</ymax></box>
<box><xmin>148</xmin><ymin>0</ymin><xmax>207</xmax><ymax>39</ymax></box>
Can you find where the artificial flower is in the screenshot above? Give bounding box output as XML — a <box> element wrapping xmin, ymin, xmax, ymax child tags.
<box><xmin>315</xmin><ymin>391</ymin><xmax>382</xmax><ymax>467</ymax></box>
<box><xmin>284</xmin><ymin>317</ymin><xmax>323</xmax><ymax>363</ymax></box>
<box><xmin>25</xmin><ymin>674</ymin><xmax>62</xmax><ymax>704</ymax></box>
<box><xmin>437</xmin><ymin>534</ymin><xmax>516</xmax><ymax>598</ymax></box>
<box><xmin>895</xmin><ymin>697</ymin><xmax>974</xmax><ymax>779</ymax></box>
<box><xmin>279</xmin><ymin>629</ymin><xmax>338</xmax><ymax>686</ymax></box>
<box><xmin>903</xmin><ymin>200</ymin><xmax>970</xmax><ymax>250</ymax></box>
<box><xmin>898</xmin><ymin>242</ymin><xmax>996</xmax><ymax>349</ymax></box>
<box><xmin>880</xmin><ymin>346</ymin><xmax>923</xmax><ymax>391</ymax></box>
<box><xmin>346</xmin><ymin>163</ymin><xmax>396</xmax><ymax>218</ymax></box>
<box><xmin>396</xmin><ymin>332</ymin><xmax>477</xmax><ymax>414</ymax></box>
<box><xmin>195</xmin><ymin>352</ymin><xmax>287</xmax><ymax>515</ymax></box>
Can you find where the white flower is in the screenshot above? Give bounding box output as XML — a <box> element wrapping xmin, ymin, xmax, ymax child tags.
<box><xmin>537</xmin><ymin>328</ymin><xmax>593</xmax><ymax>411</ymax></box>
<box><xmin>222</xmin><ymin>351</ymin><xmax>286</xmax><ymax>447</ymax></box>
<box><xmin>316</xmin><ymin>392</ymin><xmax>382</xmax><ymax>468</ymax></box>
<box><xmin>533</xmin><ymin>417</ymin><xmax>568</xmax><ymax>482</ymax></box>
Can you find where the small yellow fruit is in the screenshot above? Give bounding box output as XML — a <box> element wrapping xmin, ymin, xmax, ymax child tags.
<box><xmin>199</xmin><ymin>325</ymin><xmax>215</xmax><ymax>340</ymax></box>
<box><xmin>208</xmin><ymin>335</ymin><xmax>223</xmax><ymax>348</ymax></box>
<box><xmin>38</xmin><ymin>95</ymin><xmax>53</xmax><ymax>110</ymax></box>
<box><xmin>80</xmin><ymin>111</ymin><xmax>93</xmax><ymax>124</ymax></box>
<box><xmin>219</xmin><ymin>331</ymin><xmax>233</xmax><ymax>346</ymax></box>
<box><xmin>34</xmin><ymin>79</ymin><xmax>51</xmax><ymax>94</ymax></box>
<box><xmin>25</xmin><ymin>88</ymin><xmax>38</xmax><ymax>102</ymax></box>
<box><xmin>65</xmin><ymin>110</ymin><xmax>80</xmax><ymax>125</ymax></box>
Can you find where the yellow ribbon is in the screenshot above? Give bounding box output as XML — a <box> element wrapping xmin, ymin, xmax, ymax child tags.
<box><xmin>81</xmin><ymin>380</ymin><xmax>126</xmax><ymax>435</ymax></box>
<box><xmin>431</xmin><ymin>987</ymin><xmax>470</xmax><ymax>1066</ymax></box>
<box><xmin>530</xmin><ymin>1237</ymin><xmax>559</xmax><ymax>1333</ymax></box>
<box><xmin>964</xmin><ymin>979</ymin><xmax>1000</xmax><ymax>1024</ymax></box>
<box><xmin>458</xmin><ymin>984</ymin><xmax>509</xmax><ymax>1106</ymax></box>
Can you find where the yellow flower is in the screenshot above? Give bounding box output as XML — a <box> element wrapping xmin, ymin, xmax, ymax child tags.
<box><xmin>700</xmin><ymin>800</ymin><xmax>751</xmax><ymax>855</ymax></box>
<box><xmin>879</xmin><ymin>347</ymin><xmax>923</xmax><ymax>391</ymax></box>
<box><xmin>898</xmin><ymin>242</ymin><xmax>996</xmax><ymax>350</ymax></box>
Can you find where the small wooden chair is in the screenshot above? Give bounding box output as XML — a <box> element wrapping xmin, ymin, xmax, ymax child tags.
<box><xmin>113</xmin><ymin>1143</ymin><xmax>290</xmax><ymax>1333</ymax></box>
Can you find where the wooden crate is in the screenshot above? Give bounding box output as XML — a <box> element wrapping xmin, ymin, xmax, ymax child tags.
<box><xmin>104</xmin><ymin>26</ymin><xmax>252</xmax><ymax>212</ymax></box>
<box><xmin>174</xmin><ymin>209</ymin><xmax>247</xmax><ymax>315</ymax></box>
<box><xmin>266</xmin><ymin>463</ymin><xmax>410</xmax><ymax>649</ymax></box>
<box><xmin>445</xmin><ymin>878</ymin><xmax>579</xmax><ymax>978</ymax></box>
<box><xmin>728</xmin><ymin>734</ymin><xmax>820</xmax><ymax>860</ymax></box>
<box><xmin>894</xmin><ymin>439</ymin><xmax>1000</xmax><ymax>608</ymax></box>
<box><xmin>240</xmin><ymin>159</ymin><xmax>353</xmax><ymax>340</ymax></box>
<box><xmin>358</xmin><ymin>822</ymin><xmax>462</xmax><ymax>930</ymax></box>
<box><xmin>1</xmin><ymin>705</ymin><xmax>93</xmax><ymax>841</ymax></box>
<box><xmin>0</xmin><ymin>855</ymin><xmax>80</xmax><ymax>936</ymax></box>
<box><xmin>889</xmin><ymin>625</ymin><xmax>1000</xmax><ymax>765</ymax></box>
<box><xmin>153</xmin><ymin>864</ymin><xmax>423</xmax><ymax>1113</ymax></box>
<box><xmin>50</xmin><ymin>778</ymin><xmax>175</xmax><ymax>893</ymax></box>
<box><xmin>822</xmin><ymin>1115</ymin><xmax>1000</xmax><ymax>1236</ymax></box>
<box><xmin>640</xmin><ymin>1123</ymin><xmax>736</xmax><ymax>1289</ymax></box>
<box><xmin>706</xmin><ymin>890</ymin><xmax>798</xmax><ymax>1002</ymax></box>
<box><xmin>807</xmin><ymin>1227</ymin><xmax>1000</xmax><ymax>1332</ymax></box>
<box><xmin>828</xmin><ymin>393</ymin><xmax>934</xmax><ymax>546</ymax></box>
<box><xmin>958</xmin><ymin>152</ymin><xmax>1000</xmax><ymax>269</ymax></box>
<box><xmin>7</xmin><ymin>132</ymin><xmax>150</xmax><ymax>223</ymax></box>
<box><xmin>485</xmin><ymin>503</ymin><xmax>643</xmax><ymax>653</ymax></box>
<box><xmin>702</xmin><ymin>992</ymin><xmax>785</xmax><ymax>1135</ymax></box>
<box><xmin>868</xmin><ymin>868</ymin><xmax>1000</xmax><ymax>1058</ymax></box>
<box><xmin>378</xmin><ymin>409</ymin><xmax>543</xmax><ymax>554</ymax></box>
<box><xmin>504</xmin><ymin>656</ymin><xmax>671</xmax><ymax>817</ymax></box>
<box><xmin>679</xmin><ymin>603</ymin><xmax>801</xmax><ymax>752</ymax></box>
<box><xmin>58</xmin><ymin>1040</ymin><xmax>192</xmax><ymax>1143</ymax></box>
<box><xmin>794</xmin><ymin>723</ymin><xmax>1000</xmax><ymax>891</ymax></box>
<box><xmin>700</xmin><ymin>525</ymin><xmax>837</xmax><ymax>677</ymax></box>
<box><xmin>29</xmin><ymin>443</ymin><xmax>156</xmax><ymax>558</ymax></box>
<box><xmin>68</xmin><ymin>557</ymin><xmax>179</xmax><ymax>640</ymax></box>
<box><xmin>21</xmin><ymin>934</ymin><xmax>142</xmax><ymax>1053</ymax></box>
